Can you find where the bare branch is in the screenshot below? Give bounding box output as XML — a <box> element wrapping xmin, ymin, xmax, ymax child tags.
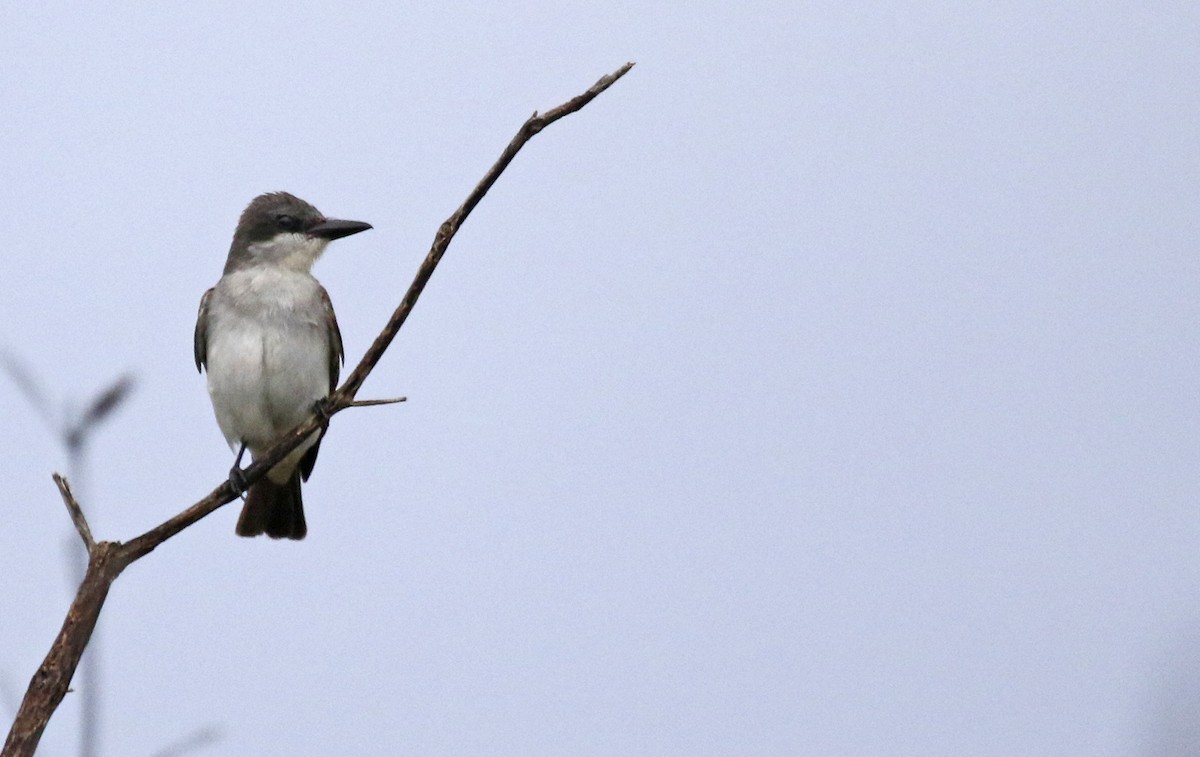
<box><xmin>3</xmin><ymin>543</ymin><xmax>124</xmax><ymax>756</ymax></box>
<box><xmin>334</xmin><ymin>61</ymin><xmax>635</xmax><ymax>405</ymax></box>
<box><xmin>53</xmin><ymin>474</ymin><xmax>95</xmax><ymax>555</ymax></box>
<box><xmin>2</xmin><ymin>62</ymin><xmax>634</xmax><ymax>757</ymax></box>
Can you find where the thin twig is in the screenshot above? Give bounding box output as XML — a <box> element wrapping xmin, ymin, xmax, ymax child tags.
<box><xmin>2</xmin><ymin>62</ymin><xmax>634</xmax><ymax>757</ymax></box>
<box><xmin>347</xmin><ymin>397</ymin><xmax>407</xmax><ymax>408</ymax></box>
<box><xmin>53</xmin><ymin>474</ymin><xmax>94</xmax><ymax>554</ymax></box>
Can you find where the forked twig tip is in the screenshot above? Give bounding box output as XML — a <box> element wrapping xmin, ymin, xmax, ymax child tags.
<box><xmin>53</xmin><ymin>473</ymin><xmax>95</xmax><ymax>553</ymax></box>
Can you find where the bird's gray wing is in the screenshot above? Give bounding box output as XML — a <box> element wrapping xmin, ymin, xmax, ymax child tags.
<box><xmin>320</xmin><ymin>286</ymin><xmax>344</xmax><ymax>391</ymax></box>
<box><xmin>194</xmin><ymin>288</ymin><xmax>214</xmax><ymax>372</ymax></box>
<box><xmin>301</xmin><ymin>287</ymin><xmax>344</xmax><ymax>483</ymax></box>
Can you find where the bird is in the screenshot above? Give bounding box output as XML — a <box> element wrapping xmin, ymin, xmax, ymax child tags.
<box><xmin>194</xmin><ymin>192</ymin><xmax>372</xmax><ymax>539</ymax></box>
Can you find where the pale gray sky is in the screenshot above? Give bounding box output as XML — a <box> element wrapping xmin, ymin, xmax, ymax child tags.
<box><xmin>2</xmin><ymin>2</ymin><xmax>1200</xmax><ymax>755</ymax></box>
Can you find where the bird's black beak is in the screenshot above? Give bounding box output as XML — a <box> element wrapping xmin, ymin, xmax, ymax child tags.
<box><xmin>307</xmin><ymin>218</ymin><xmax>373</xmax><ymax>241</ymax></box>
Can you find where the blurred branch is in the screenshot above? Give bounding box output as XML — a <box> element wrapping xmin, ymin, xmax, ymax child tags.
<box><xmin>0</xmin><ymin>677</ymin><xmax>18</xmax><ymax>723</ymax></box>
<box><xmin>3</xmin><ymin>353</ymin><xmax>135</xmax><ymax>757</ymax></box>
<box><xmin>148</xmin><ymin>725</ymin><xmax>222</xmax><ymax>757</ymax></box>
<box><xmin>0</xmin><ymin>350</ymin><xmax>56</xmax><ymax>433</ymax></box>
<box><xmin>1</xmin><ymin>61</ymin><xmax>634</xmax><ymax>757</ymax></box>
<box><xmin>66</xmin><ymin>375</ymin><xmax>135</xmax><ymax>451</ymax></box>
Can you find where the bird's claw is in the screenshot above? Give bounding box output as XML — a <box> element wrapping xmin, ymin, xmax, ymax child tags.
<box><xmin>313</xmin><ymin>396</ymin><xmax>334</xmax><ymax>426</ymax></box>
<box><xmin>228</xmin><ymin>465</ymin><xmax>249</xmax><ymax>500</ymax></box>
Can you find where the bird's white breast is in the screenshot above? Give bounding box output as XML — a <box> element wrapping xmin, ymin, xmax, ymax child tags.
<box><xmin>204</xmin><ymin>267</ymin><xmax>332</xmax><ymax>453</ymax></box>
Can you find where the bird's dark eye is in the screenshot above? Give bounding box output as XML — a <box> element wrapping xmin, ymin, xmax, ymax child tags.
<box><xmin>275</xmin><ymin>214</ymin><xmax>300</xmax><ymax>231</ymax></box>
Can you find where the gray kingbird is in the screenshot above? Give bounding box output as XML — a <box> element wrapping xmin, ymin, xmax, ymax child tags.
<box><xmin>194</xmin><ymin>192</ymin><xmax>372</xmax><ymax>539</ymax></box>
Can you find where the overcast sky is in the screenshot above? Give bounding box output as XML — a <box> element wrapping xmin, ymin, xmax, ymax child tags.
<box><xmin>2</xmin><ymin>2</ymin><xmax>1199</xmax><ymax>755</ymax></box>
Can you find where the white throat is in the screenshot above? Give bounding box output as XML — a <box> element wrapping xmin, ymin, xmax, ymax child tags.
<box><xmin>246</xmin><ymin>231</ymin><xmax>329</xmax><ymax>272</ymax></box>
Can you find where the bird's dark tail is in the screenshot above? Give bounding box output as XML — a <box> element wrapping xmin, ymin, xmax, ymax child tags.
<box><xmin>237</xmin><ymin>472</ymin><xmax>306</xmax><ymax>540</ymax></box>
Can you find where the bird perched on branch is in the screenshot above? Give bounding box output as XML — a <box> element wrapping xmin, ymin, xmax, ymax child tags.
<box><xmin>194</xmin><ymin>192</ymin><xmax>372</xmax><ymax>539</ymax></box>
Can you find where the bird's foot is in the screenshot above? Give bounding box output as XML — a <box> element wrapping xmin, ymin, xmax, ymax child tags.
<box><xmin>228</xmin><ymin>442</ymin><xmax>249</xmax><ymax>500</ymax></box>
<box><xmin>313</xmin><ymin>396</ymin><xmax>335</xmax><ymax>426</ymax></box>
<box><xmin>228</xmin><ymin>464</ymin><xmax>249</xmax><ymax>500</ymax></box>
